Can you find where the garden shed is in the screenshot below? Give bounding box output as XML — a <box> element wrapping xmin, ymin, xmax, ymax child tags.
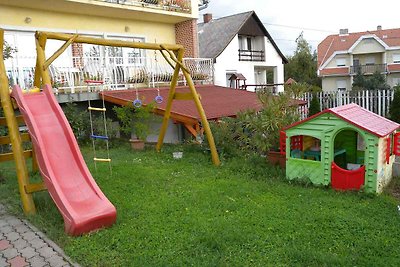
<box><xmin>282</xmin><ymin>103</ymin><xmax>400</xmax><ymax>193</ymax></box>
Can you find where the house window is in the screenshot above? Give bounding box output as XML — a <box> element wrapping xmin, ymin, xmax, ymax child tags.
<box><xmin>365</xmin><ymin>56</ymin><xmax>375</xmax><ymax>65</ymax></box>
<box><xmin>336</xmin><ymin>80</ymin><xmax>347</xmax><ymax>91</ymax></box>
<box><xmin>246</xmin><ymin>37</ymin><xmax>252</xmax><ymax>51</ymax></box>
<box><xmin>336</xmin><ymin>58</ymin><xmax>346</xmax><ymax>67</ymax></box>
<box><xmin>238</xmin><ymin>35</ymin><xmax>253</xmax><ymax>51</ymax></box>
<box><xmin>393</xmin><ymin>54</ymin><xmax>400</xmax><ymax>64</ymax></box>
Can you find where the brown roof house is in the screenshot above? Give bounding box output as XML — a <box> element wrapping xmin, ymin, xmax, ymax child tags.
<box><xmin>317</xmin><ymin>26</ymin><xmax>400</xmax><ymax>91</ymax></box>
<box><xmin>198</xmin><ymin>11</ymin><xmax>287</xmax><ymax>92</ymax></box>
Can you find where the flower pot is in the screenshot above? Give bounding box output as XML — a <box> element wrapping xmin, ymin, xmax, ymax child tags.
<box><xmin>129</xmin><ymin>139</ymin><xmax>145</xmax><ymax>150</ymax></box>
<box><xmin>267</xmin><ymin>151</ymin><xmax>286</xmax><ymax>169</ymax></box>
<box><xmin>172</xmin><ymin>151</ymin><xmax>183</xmax><ymax>159</ymax></box>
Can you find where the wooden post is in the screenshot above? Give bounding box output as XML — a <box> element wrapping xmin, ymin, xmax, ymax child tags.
<box><xmin>156</xmin><ymin>51</ymin><xmax>182</xmax><ymax>151</ymax></box>
<box><xmin>0</xmin><ymin>29</ymin><xmax>36</xmax><ymax>214</ymax></box>
<box><xmin>179</xmin><ymin>50</ymin><xmax>220</xmax><ymax>166</ymax></box>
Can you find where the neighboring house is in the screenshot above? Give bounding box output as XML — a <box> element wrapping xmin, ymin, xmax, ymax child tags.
<box><xmin>318</xmin><ymin>26</ymin><xmax>400</xmax><ymax>91</ymax></box>
<box><xmin>0</xmin><ymin>0</ymin><xmax>212</xmax><ymax>92</ymax></box>
<box><xmin>198</xmin><ymin>11</ymin><xmax>288</xmax><ymax>92</ymax></box>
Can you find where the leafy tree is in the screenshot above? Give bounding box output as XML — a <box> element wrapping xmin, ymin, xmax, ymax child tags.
<box><xmin>2</xmin><ymin>41</ymin><xmax>17</xmax><ymax>60</ymax></box>
<box><xmin>352</xmin><ymin>70</ymin><xmax>390</xmax><ymax>90</ymax></box>
<box><xmin>389</xmin><ymin>85</ymin><xmax>400</xmax><ymax>123</ymax></box>
<box><xmin>308</xmin><ymin>92</ymin><xmax>320</xmax><ymax>117</ymax></box>
<box><xmin>284</xmin><ymin>33</ymin><xmax>321</xmax><ymax>87</ymax></box>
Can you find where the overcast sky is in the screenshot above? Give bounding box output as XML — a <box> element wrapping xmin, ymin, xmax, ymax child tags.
<box><xmin>199</xmin><ymin>0</ymin><xmax>400</xmax><ymax>56</ymax></box>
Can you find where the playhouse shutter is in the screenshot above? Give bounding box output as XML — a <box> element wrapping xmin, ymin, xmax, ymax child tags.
<box><xmin>393</xmin><ymin>132</ymin><xmax>400</xmax><ymax>156</ymax></box>
<box><xmin>279</xmin><ymin>131</ymin><xmax>286</xmax><ymax>155</ymax></box>
<box><xmin>386</xmin><ymin>137</ymin><xmax>391</xmax><ymax>164</ymax></box>
<box><xmin>291</xmin><ymin>135</ymin><xmax>303</xmax><ymax>151</ymax></box>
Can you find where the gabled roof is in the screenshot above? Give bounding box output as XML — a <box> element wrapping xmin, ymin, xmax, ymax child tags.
<box><xmin>198</xmin><ymin>11</ymin><xmax>288</xmax><ymax>63</ymax></box>
<box><xmin>284</xmin><ymin>103</ymin><xmax>399</xmax><ymax>137</ymax></box>
<box><xmin>318</xmin><ymin>28</ymin><xmax>400</xmax><ymax>68</ymax></box>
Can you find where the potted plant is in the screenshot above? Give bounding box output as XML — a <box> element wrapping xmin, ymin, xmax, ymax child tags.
<box><xmin>113</xmin><ymin>102</ymin><xmax>156</xmax><ymax>150</ymax></box>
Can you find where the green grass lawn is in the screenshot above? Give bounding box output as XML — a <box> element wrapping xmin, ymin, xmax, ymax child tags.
<box><xmin>1</xmin><ymin>143</ymin><xmax>400</xmax><ymax>266</ymax></box>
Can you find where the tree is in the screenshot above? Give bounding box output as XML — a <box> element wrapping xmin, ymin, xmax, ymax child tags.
<box><xmin>352</xmin><ymin>70</ymin><xmax>390</xmax><ymax>90</ymax></box>
<box><xmin>284</xmin><ymin>33</ymin><xmax>321</xmax><ymax>87</ymax></box>
<box><xmin>3</xmin><ymin>41</ymin><xmax>17</xmax><ymax>60</ymax></box>
<box><xmin>308</xmin><ymin>92</ymin><xmax>320</xmax><ymax>117</ymax></box>
<box><xmin>389</xmin><ymin>85</ymin><xmax>400</xmax><ymax>123</ymax></box>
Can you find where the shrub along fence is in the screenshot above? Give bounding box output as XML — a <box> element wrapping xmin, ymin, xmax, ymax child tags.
<box><xmin>298</xmin><ymin>89</ymin><xmax>394</xmax><ymax>118</ymax></box>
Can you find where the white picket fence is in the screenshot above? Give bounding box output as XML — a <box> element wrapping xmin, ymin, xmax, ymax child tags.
<box><xmin>298</xmin><ymin>89</ymin><xmax>395</xmax><ymax>118</ymax></box>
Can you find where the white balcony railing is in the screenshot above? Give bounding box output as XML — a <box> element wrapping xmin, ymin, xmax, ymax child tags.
<box><xmin>5</xmin><ymin>56</ymin><xmax>214</xmax><ymax>94</ymax></box>
<box><xmin>95</xmin><ymin>0</ymin><xmax>192</xmax><ymax>13</ymax></box>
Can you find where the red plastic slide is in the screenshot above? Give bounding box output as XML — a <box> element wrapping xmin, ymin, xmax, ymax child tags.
<box><xmin>12</xmin><ymin>85</ymin><xmax>116</xmax><ymax>236</ymax></box>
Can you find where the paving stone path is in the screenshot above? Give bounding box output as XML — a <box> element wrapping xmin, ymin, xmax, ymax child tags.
<box><xmin>0</xmin><ymin>204</ymin><xmax>78</xmax><ymax>267</ymax></box>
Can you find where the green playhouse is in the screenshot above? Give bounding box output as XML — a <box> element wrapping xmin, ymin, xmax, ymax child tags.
<box><xmin>281</xmin><ymin>103</ymin><xmax>400</xmax><ymax>193</ymax></box>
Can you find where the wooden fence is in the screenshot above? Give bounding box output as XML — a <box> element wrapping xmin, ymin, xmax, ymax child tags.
<box><xmin>298</xmin><ymin>89</ymin><xmax>395</xmax><ymax>119</ymax></box>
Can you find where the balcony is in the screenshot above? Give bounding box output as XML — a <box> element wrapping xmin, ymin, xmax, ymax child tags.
<box><xmin>95</xmin><ymin>0</ymin><xmax>191</xmax><ymax>14</ymax></box>
<box><xmin>238</xmin><ymin>50</ymin><xmax>265</xmax><ymax>62</ymax></box>
<box><xmin>0</xmin><ymin>0</ymin><xmax>195</xmax><ymax>23</ymax></box>
<box><xmin>350</xmin><ymin>64</ymin><xmax>387</xmax><ymax>75</ymax></box>
<box><xmin>5</xmin><ymin>56</ymin><xmax>213</xmax><ymax>101</ymax></box>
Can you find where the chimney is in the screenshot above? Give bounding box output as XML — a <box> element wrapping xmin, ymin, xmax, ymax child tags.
<box><xmin>377</xmin><ymin>25</ymin><xmax>382</xmax><ymax>31</ymax></box>
<box><xmin>339</xmin><ymin>28</ymin><xmax>349</xmax><ymax>35</ymax></box>
<box><xmin>203</xmin><ymin>13</ymin><xmax>212</xmax><ymax>23</ymax></box>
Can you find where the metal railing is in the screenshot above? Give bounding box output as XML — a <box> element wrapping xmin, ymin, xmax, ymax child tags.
<box><xmin>349</xmin><ymin>64</ymin><xmax>387</xmax><ymax>74</ymax></box>
<box><xmin>238</xmin><ymin>50</ymin><xmax>265</xmax><ymax>62</ymax></box>
<box><xmin>5</xmin><ymin>55</ymin><xmax>214</xmax><ymax>94</ymax></box>
<box><xmin>95</xmin><ymin>0</ymin><xmax>191</xmax><ymax>13</ymax></box>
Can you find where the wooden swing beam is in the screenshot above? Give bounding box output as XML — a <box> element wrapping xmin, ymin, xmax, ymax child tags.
<box><xmin>33</xmin><ymin>31</ymin><xmax>220</xmax><ymax>166</ymax></box>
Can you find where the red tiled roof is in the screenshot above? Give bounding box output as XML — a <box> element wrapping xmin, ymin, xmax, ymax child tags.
<box><xmin>101</xmin><ymin>85</ymin><xmax>306</xmax><ymax>122</ymax></box>
<box><xmin>319</xmin><ymin>67</ymin><xmax>349</xmax><ymax>76</ymax></box>
<box><xmin>318</xmin><ymin>28</ymin><xmax>400</xmax><ymax>68</ymax></box>
<box><xmin>285</xmin><ymin>103</ymin><xmax>399</xmax><ymax>137</ymax></box>
<box><xmin>388</xmin><ymin>64</ymin><xmax>400</xmax><ymax>72</ymax></box>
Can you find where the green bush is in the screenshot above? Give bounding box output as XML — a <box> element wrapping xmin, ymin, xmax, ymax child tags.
<box><xmin>308</xmin><ymin>92</ymin><xmax>320</xmax><ymax>117</ymax></box>
<box><xmin>113</xmin><ymin>102</ymin><xmax>156</xmax><ymax>141</ymax></box>
<box><xmin>243</xmin><ymin>91</ymin><xmax>299</xmax><ymax>153</ymax></box>
<box><xmin>62</xmin><ymin>102</ymin><xmax>90</xmax><ymax>142</ymax></box>
<box><xmin>210</xmin><ymin>91</ymin><xmax>300</xmax><ymax>158</ymax></box>
<box><xmin>390</xmin><ymin>85</ymin><xmax>400</xmax><ymax>123</ymax></box>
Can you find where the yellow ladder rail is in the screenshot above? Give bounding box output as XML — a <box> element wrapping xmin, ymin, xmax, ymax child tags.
<box><xmin>0</xmin><ymin>29</ymin><xmax>36</xmax><ymax>214</ymax></box>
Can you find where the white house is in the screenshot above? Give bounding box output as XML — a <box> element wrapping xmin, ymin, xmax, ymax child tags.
<box><xmin>198</xmin><ymin>11</ymin><xmax>287</xmax><ymax>92</ymax></box>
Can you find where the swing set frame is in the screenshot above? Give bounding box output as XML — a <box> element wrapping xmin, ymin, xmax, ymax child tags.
<box><xmin>0</xmin><ymin>29</ymin><xmax>220</xmax><ymax>215</ymax></box>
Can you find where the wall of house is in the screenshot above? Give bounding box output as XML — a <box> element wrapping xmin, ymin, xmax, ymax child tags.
<box><xmin>376</xmin><ymin>134</ymin><xmax>395</xmax><ymax>193</ymax></box>
<box><xmin>175</xmin><ymin>19</ymin><xmax>198</xmax><ymax>58</ymax></box>
<box><xmin>353</xmin><ymin>53</ymin><xmax>384</xmax><ymax>65</ymax></box>
<box><xmin>386</xmin><ymin>50</ymin><xmax>400</xmax><ymax>64</ymax></box>
<box><xmin>214</xmin><ymin>35</ymin><xmax>285</xmax><ymax>92</ymax></box>
<box><xmin>322</xmin><ymin>76</ymin><xmax>351</xmax><ymax>91</ymax></box>
<box><xmin>0</xmin><ymin>5</ymin><xmax>176</xmax><ymax>44</ymax></box>
<box><xmin>352</xmin><ymin>38</ymin><xmax>385</xmax><ymax>54</ymax></box>
<box><xmin>388</xmin><ymin>73</ymin><xmax>400</xmax><ymax>87</ymax></box>
<box><xmin>146</xmin><ymin>119</ymin><xmax>182</xmax><ymax>144</ymax></box>
<box><xmin>325</xmin><ymin>54</ymin><xmax>350</xmax><ymax>68</ymax></box>
<box><xmin>264</xmin><ymin>37</ymin><xmax>285</xmax><ymax>91</ymax></box>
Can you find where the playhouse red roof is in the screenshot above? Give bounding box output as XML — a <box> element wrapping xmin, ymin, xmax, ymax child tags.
<box><xmin>285</xmin><ymin>103</ymin><xmax>400</xmax><ymax>137</ymax></box>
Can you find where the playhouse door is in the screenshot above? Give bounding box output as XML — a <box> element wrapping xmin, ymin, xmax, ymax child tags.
<box><xmin>331</xmin><ymin>162</ymin><xmax>365</xmax><ymax>190</ymax></box>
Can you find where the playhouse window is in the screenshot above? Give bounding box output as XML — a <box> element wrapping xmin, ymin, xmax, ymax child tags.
<box><xmin>290</xmin><ymin>135</ymin><xmax>321</xmax><ymax>161</ymax></box>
